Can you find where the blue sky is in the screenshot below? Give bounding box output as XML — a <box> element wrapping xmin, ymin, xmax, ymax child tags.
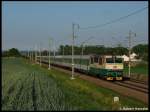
<box><xmin>2</xmin><ymin>1</ymin><xmax>148</xmax><ymax>51</ymax></box>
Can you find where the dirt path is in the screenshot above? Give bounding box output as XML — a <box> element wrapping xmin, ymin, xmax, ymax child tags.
<box><xmin>39</xmin><ymin>63</ymin><xmax>148</xmax><ymax>105</ymax></box>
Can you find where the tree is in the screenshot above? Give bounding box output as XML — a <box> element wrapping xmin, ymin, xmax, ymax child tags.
<box><xmin>132</xmin><ymin>44</ymin><xmax>148</xmax><ymax>55</ymax></box>
<box><xmin>2</xmin><ymin>51</ymin><xmax>9</xmax><ymax>57</ymax></box>
<box><xmin>113</xmin><ymin>47</ymin><xmax>128</xmax><ymax>55</ymax></box>
<box><xmin>42</xmin><ymin>50</ymin><xmax>48</xmax><ymax>56</ymax></box>
<box><xmin>132</xmin><ymin>44</ymin><xmax>148</xmax><ymax>61</ymax></box>
<box><xmin>58</xmin><ymin>44</ymin><xmax>129</xmax><ymax>55</ymax></box>
<box><xmin>8</xmin><ymin>48</ymin><xmax>21</xmax><ymax>57</ymax></box>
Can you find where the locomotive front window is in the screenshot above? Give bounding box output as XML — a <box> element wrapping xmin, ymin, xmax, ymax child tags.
<box><xmin>94</xmin><ymin>57</ymin><xmax>99</xmax><ymax>63</ymax></box>
<box><xmin>115</xmin><ymin>58</ymin><xmax>122</xmax><ymax>63</ymax></box>
<box><xmin>106</xmin><ymin>58</ymin><xmax>113</xmax><ymax>63</ymax></box>
<box><xmin>106</xmin><ymin>57</ymin><xmax>122</xmax><ymax>63</ymax></box>
<box><xmin>99</xmin><ymin>57</ymin><xmax>102</xmax><ymax>65</ymax></box>
<box><xmin>90</xmin><ymin>57</ymin><xmax>94</xmax><ymax>64</ymax></box>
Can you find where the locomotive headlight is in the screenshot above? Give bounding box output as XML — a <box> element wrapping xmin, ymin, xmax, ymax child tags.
<box><xmin>113</xmin><ymin>66</ymin><xmax>117</xmax><ymax>69</ymax></box>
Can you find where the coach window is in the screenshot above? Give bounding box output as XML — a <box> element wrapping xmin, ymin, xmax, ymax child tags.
<box><xmin>90</xmin><ymin>57</ymin><xmax>94</xmax><ymax>64</ymax></box>
<box><xmin>99</xmin><ymin>57</ymin><xmax>102</xmax><ymax>65</ymax></box>
<box><xmin>94</xmin><ymin>57</ymin><xmax>98</xmax><ymax>63</ymax></box>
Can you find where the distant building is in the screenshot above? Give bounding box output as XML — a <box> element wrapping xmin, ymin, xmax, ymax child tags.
<box><xmin>130</xmin><ymin>53</ymin><xmax>137</xmax><ymax>59</ymax></box>
<box><xmin>122</xmin><ymin>55</ymin><xmax>129</xmax><ymax>61</ymax></box>
<box><xmin>122</xmin><ymin>53</ymin><xmax>141</xmax><ymax>62</ymax></box>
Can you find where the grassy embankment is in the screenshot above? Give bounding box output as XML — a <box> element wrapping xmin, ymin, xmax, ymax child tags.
<box><xmin>124</xmin><ymin>62</ymin><xmax>148</xmax><ymax>75</ymax></box>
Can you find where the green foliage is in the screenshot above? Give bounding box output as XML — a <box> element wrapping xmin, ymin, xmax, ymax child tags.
<box><xmin>58</xmin><ymin>45</ymin><xmax>128</xmax><ymax>55</ymax></box>
<box><xmin>112</xmin><ymin>47</ymin><xmax>128</xmax><ymax>55</ymax></box>
<box><xmin>124</xmin><ymin>61</ymin><xmax>148</xmax><ymax>75</ymax></box>
<box><xmin>132</xmin><ymin>44</ymin><xmax>148</xmax><ymax>61</ymax></box>
<box><xmin>58</xmin><ymin>44</ymin><xmax>148</xmax><ymax>62</ymax></box>
<box><xmin>2</xmin><ymin>48</ymin><xmax>21</xmax><ymax>57</ymax></box>
<box><xmin>142</xmin><ymin>53</ymin><xmax>148</xmax><ymax>61</ymax></box>
<box><xmin>2</xmin><ymin>51</ymin><xmax>9</xmax><ymax>57</ymax></box>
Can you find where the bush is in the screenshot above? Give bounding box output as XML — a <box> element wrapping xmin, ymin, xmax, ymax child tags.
<box><xmin>2</xmin><ymin>48</ymin><xmax>21</xmax><ymax>57</ymax></box>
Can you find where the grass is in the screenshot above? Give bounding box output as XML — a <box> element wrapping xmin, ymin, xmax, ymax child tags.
<box><xmin>2</xmin><ymin>58</ymin><xmax>148</xmax><ymax>111</ymax></box>
<box><xmin>45</xmin><ymin>68</ymin><xmax>148</xmax><ymax>109</ymax></box>
<box><xmin>123</xmin><ymin>63</ymin><xmax>148</xmax><ymax>75</ymax></box>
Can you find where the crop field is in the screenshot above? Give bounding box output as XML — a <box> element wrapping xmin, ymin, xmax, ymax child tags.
<box><xmin>2</xmin><ymin>58</ymin><xmax>148</xmax><ymax>111</ymax></box>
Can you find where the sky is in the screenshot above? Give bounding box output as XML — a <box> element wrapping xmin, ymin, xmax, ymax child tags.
<box><xmin>2</xmin><ymin>1</ymin><xmax>148</xmax><ymax>51</ymax></box>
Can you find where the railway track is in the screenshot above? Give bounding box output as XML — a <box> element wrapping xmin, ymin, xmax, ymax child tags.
<box><xmin>122</xmin><ymin>80</ymin><xmax>148</xmax><ymax>89</ymax></box>
<box><xmin>36</xmin><ymin>59</ymin><xmax>149</xmax><ymax>94</ymax></box>
<box><xmin>113</xmin><ymin>81</ymin><xmax>148</xmax><ymax>94</ymax></box>
<box><xmin>123</xmin><ymin>74</ymin><xmax>148</xmax><ymax>85</ymax></box>
<box><xmin>130</xmin><ymin>79</ymin><xmax>148</xmax><ymax>85</ymax></box>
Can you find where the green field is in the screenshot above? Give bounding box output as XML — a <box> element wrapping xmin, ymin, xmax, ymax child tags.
<box><xmin>2</xmin><ymin>58</ymin><xmax>148</xmax><ymax>111</ymax></box>
<box><xmin>123</xmin><ymin>63</ymin><xmax>148</xmax><ymax>75</ymax></box>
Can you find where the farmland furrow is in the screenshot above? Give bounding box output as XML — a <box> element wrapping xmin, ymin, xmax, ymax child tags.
<box><xmin>32</xmin><ymin>72</ymin><xmax>37</xmax><ymax>111</ymax></box>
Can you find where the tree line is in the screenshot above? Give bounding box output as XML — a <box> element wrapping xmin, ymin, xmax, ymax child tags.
<box><xmin>58</xmin><ymin>44</ymin><xmax>148</xmax><ymax>61</ymax></box>
<box><xmin>2</xmin><ymin>44</ymin><xmax>148</xmax><ymax>61</ymax></box>
<box><xmin>58</xmin><ymin>45</ymin><xmax>128</xmax><ymax>55</ymax></box>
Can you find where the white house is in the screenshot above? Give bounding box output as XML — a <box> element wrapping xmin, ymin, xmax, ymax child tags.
<box><xmin>122</xmin><ymin>53</ymin><xmax>141</xmax><ymax>62</ymax></box>
<box><xmin>122</xmin><ymin>55</ymin><xmax>129</xmax><ymax>61</ymax></box>
<box><xmin>130</xmin><ymin>53</ymin><xmax>137</xmax><ymax>59</ymax></box>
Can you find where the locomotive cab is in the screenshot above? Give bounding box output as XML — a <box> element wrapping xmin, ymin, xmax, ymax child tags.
<box><xmin>89</xmin><ymin>55</ymin><xmax>123</xmax><ymax>80</ymax></box>
<box><xmin>105</xmin><ymin>56</ymin><xmax>123</xmax><ymax>80</ymax></box>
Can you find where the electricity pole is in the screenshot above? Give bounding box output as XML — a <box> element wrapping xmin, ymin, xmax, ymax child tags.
<box><xmin>30</xmin><ymin>48</ymin><xmax>32</xmax><ymax>61</ymax></box>
<box><xmin>39</xmin><ymin>43</ymin><xmax>42</xmax><ymax>66</ymax></box>
<box><xmin>28</xmin><ymin>49</ymin><xmax>30</xmax><ymax>58</ymax></box>
<box><xmin>35</xmin><ymin>45</ymin><xmax>37</xmax><ymax>64</ymax></box>
<box><xmin>128</xmin><ymin>30</ymin><xmax>131</xmax><ymax>78</ymax></box>
<box><xmin>128</xmin><ymin>30</ymin><xmax>136</xmax><ymax>78</ymax></box>
<box><xmin>32</xmin><ymin>47</ymin><xmax>34</xmax><ymax>64</ymax></box>
<box><xmin>71</xmin><ymin>23</ymin><xmax>75</xmax><ymax>80</ymax></box>
<box><xmin>62</xmin><ymin>45</ymin><xmax>65</xmax><ymax>63</ymax></box>
<box><xmin>48</xmin><ymin>38</ymin><xmax>51</xmax><ymax>70</ymax></box>
<box><xmin>53</xmin><ymin>38</ymin><xmax>55</xmax><ymax>59</ymax></box>
<box><xmin>71</xmin><ymin>23</ymin><xmax>79</xmax><ymax>80</ymax></box>
<box><xmin>37</xmin><ymin>45</ymin><xmax>40</xmax><ymax>64</ymax></box>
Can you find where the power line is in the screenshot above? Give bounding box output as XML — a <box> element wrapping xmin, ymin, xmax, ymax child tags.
<box><xmin>80</xmin><ymin>7</ymin><xmax>148</xmax><ymax>30</ymax></box>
